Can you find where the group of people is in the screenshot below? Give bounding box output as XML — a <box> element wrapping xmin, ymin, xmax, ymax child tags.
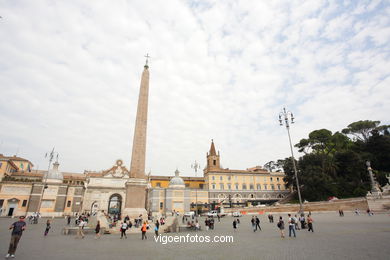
<box><xmin>204</xmin><ymin>217</ymin><xmax>215</xmax><ymax>230</ymax></box>
<box><xmin>27</xmin><ymin>212</ymin><xmax>41</xmax><ymax>224</ymax></box>
<box><xmin>250</xmin><ymin>216</ymin><xmax>262</xmax><ymax>232</ymax></box>
<box><xmin>276</xmin><ymin>213</ymin><xmax>314</xmax><ymax>238</ymax></box>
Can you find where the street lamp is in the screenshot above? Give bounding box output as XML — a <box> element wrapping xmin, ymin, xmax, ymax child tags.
<box><xmin>279</xmin><ymin>107</ymin><xmax>303</xmax><ymax>213</ymax></box>
<box><xmin>191</xmin><ymin>160</ymin><xmax>201</xmax><ymax>216</ymax></box>
<box><xmin>36</xmin><ymin>147</ymin><xmax>58</xmax><ymax>217</ymax></box>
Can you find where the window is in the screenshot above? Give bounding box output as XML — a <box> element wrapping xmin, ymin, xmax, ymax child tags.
<box><xmin>228</xmin><ymin>176</ymin><xmax>231</xmax><ymax>181</ymax></box>
<box><xmin>235</xmin><ymin>183</ymin><xmax>239</xmax><ymax>190</ymax></box>
<box><xmin>212</xmin><ymin>176</ymin><xmax>215</xmax><ymax>180</ymax></box>
<box><xmin>271</xmin><ymin>184</ymin><xmax>275</xmax><ymax>190</ymax></box>
<box><xmin>67</xmin><ymin>200</ymin><xmax>71</xmax><ymax>207</ymax></box>
<box><xmin>212</xmin><ymin>184</ymin><xmax>216</xmax><ymax>190</ymax></box>
<box><xmin>277</xmin><ymin>177</ymin><xmax>280</xmax><ymax>182</ymax></box>
<box><xmin>22</xmin><ymin>200</ymin><xmax>27</xmax><ymax>207</ymax></box>
<box><xmin>242</xmin><ymin>184</ymin><xmax>247</xmax><ymax>190</ymax></box>
<box><xmin>264</xmin><ymin>177</ymin><xmax>266</xmax><ymax>181</ymax></box>
<box><xmin>220</xmin><ymin>184</ymin><xmax>224</xmax><ymax>190</ymax></box>
<box><xmin>250</xmin><ymin>184</ymin><xmax>254</xmax><ymax>190</ymax></box>
<box><xmin>270</xmin><ymin>177</ymin><xmax>273</xmax><ymax>181</ymax></box>
<box><xmin>264</xmin><ymin>184</ymin><xmax>267</xmax><ymax>190</ymax></box>
<box><xmin>0</xmin><ymin>162</ymin><xmax>2</xmax><ymax>168</ymax></box>
<box><xmin>257</xmin><ymin>184</ymin><xmax>261</xmax><ymax>190</ymax></box>
<box><xmin>160</xmin><ymin>202</ymin><xmax>163</xmax><ymax>209</ymax></box>
<box><xmin>213</xmin><ymin>160</ymin><xmax>216</xmax><ymax>165</ymax></box>
<box><xmin>156</xmin><ymin>182</ymin><xmax>161</xmax><ymax>187</ymax></box>
<box><xmin>243</xmin><ymin>176</ymin><xmax>246</xmax><ymax>182</ymax></box>
<box><xmin>199</xmin><ymin>184</ymin><xmax>204</xmax><ymax>189</ymax></box>
<box><xmin>277</xmin><ymin>184</ymin><xmax>281</xmax><ymax>190</ymax></box>
<box><xmin>20</xmin><ymin>163</ymin><xmax>24</xmax><ymax>169</ymax></box>
<box><xmin>220</xmin><ymin>176</ymin><xmax>223</xmax><ymax>181</ymax></box>
<box><xmin>227</xmin><ymin>184</ymin><xmax>231</xmax><ymax>190</ymax></box>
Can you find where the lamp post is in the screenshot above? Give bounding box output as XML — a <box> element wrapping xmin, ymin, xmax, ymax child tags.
<box><xmin>36</xmin><ymin>148</ymin><xmax>57</xmax><ymax>217</ymax></box>
<box><xmin>279</xmin><ymin>107</ymin><xmax>303</xmax><ymax>213</ymax></box>
<box><xmin>191</xmin><ymin>160</ymin><xmax>201</xmax><ymax>216</ymax></box>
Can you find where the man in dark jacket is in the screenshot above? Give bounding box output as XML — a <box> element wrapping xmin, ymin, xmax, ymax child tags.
<box><xmin>6</xmin><ymin>216</ymin><xmax>26</xmax><ymax>258</ymax></box>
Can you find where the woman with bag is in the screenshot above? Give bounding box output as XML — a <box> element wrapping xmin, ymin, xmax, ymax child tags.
<box><xmin>277</xmin><ymin>216</ymin><xmax>285</xmax><ymax>238</ymax></box>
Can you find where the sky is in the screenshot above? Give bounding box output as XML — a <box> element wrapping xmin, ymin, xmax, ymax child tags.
<box><xmin>0</xmin><ymin>0</ymin><xmax>389</xmax><ymax>176</ymax></box>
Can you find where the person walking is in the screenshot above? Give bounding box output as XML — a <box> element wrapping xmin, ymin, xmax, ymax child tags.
<box><xmin>288</xmin><ymin>214</ymin><xmax>296</xmax><ymax>238</ymax></box>
<box><xmin>251</xmin><ymin>216</ymin><xmax>256</xmax><ymax>232</ymax></box>
<box><xmin>76</xmin><ymin>218</ymin><xmax>85</xmax><ymax>239</ymax></box>
<box><xmin>67</xmin><ymin>216</ymin><xmax>71</xmax><ymax>225</ymax></box>
<box><xmin>141</xmin><ymin>221</ymin><xmax>148</xmax><ymax>240</ymax></box>
<box><xmin>120</xmin><ymin>222</ymin><xmax>128</xmax><ymax>239</ymax></box>
<box><xmin>154</xmin><ymin>220</ymin><xmax>159</xmax><ymax>237</ymax></box>
<box><xmin>6</xmin><ymin>216</ymin><xmax>26</xmax><ymax>258</ymax></box>
<box><xmin>307</xmin><ymin>215</ymin><xmax>314</xmax><ymax>232</ymax></box>
<box><xmin>95</xmin><ymin>221</ymin><xmax>101</xmax><ymax>239</ymax></box>
<box><xmin>294</xmin><ymin>214</ymin><xmax>300</xmax><ymax>230</ymax></box>
<box><xmin>299</xmin><ymin>214</ymin><xmax>306</xmax><ymax>229</ymax></box>
<box><xmin>277</xmin><ymin>216</ymin><xmax>285</xmax><ymax>238</ymax></box>
<box><xmin>44</xmin><ymin>219</ymin><xmax>51</xmax><ymax>236</ymax></box>
<box><xmin>233</xmin><ymin>219</ymin><xmax>237</xmax><ymax>231</ymax></box>
<box><xmin>255</xmin><ymin>216</ymin><xmax>262</xmax><ymax>231</ymax></box>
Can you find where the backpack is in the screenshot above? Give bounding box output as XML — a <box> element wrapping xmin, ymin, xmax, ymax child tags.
<box><xmin>277</xmin><ymin>222</ymin><xmax>281</xmax><ymax>228</ymax></box>
<box><xmin>290</xmin><ymin>218</ymin><xmax>295</xmax><ymax>224</ymax></box>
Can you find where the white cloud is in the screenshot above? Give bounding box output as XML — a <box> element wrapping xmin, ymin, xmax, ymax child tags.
<box><xmin>0</xmin><ymin>0</ymin><xmax>389</xmax><ymax>176</ymax></box>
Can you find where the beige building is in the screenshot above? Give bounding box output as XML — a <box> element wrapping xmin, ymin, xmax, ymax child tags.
<box><xmin>0</xmin><ymin>160</ymin><xmax>85</xmax><ymax>217</ymax></box>
<box><xmin>204</xmin><ymin>140</ymin><xmax>289</xmax><ymax>207</ymax></box>
<box><xmin>148</xmin><ymin>169</ymin><xmax>208</xmax><ymax>216</ymax></box>
<box><xmin>0</xmin><ymin>154</ymin><xmax>34</xmax><ymax>180</ymax></box>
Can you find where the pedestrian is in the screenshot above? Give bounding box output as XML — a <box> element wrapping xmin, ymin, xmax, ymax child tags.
<box><xmin>120</xmin><ymin>222</ymin><xmax>128</xmax><ymax>239</ymax></box>
<box><xmin>141</xmin><ymin>221</ymin><xmax>148</xmax><ymax>240</ymax></box>
<box><xmin>233</xmin><ymin>219</ymin><xmax>237</xmax><ymax>231</ymax></box>
<box><xmin>299</xmin><ymin>214</ymin><xmax>306</xmax><ymax>229</ymax></box>
<box><xmin>236</xmin><ymin>218</ymin><xmax>240</xmax><ymax>224</ymax></box>
<box><xmin>251</xmin><ymin>216</ymin><xmax>256</xmax><ymax>232</ymax></box>
<box><xmin>217</xmin><ymin>214</ymin><xmax>220</xmax><ymax>222</ymax></box>
<box><xmin>294</xmin><ymin>214</ymin><xmax>300</xmax><ymax>230</ymax></box>
<box><xmin>76</xmin><ymin>218</ymin><xmax>85</xmax><ymax>239</ymax></box>
<box><xmin>277</xmin><ymin>216</ymin><xmax>285</xmax><ymax>238</ymax></box>
<box><xmin>44</xmin><ymin>219</ymin><xmax>51</xmax><ymax>236</ymax></box>
<box><xmin>255</xmin><ymin>216</ymin><xmax>261</xmax><ymax>231</ymax></box>
<box><xmin>288</xmin><ymin>214</ymin><xmax>296</xmax><ymax>238</ymax></box>
<box><xmin>95</xmin><ymin>221</ymin><xmax>101</xmax><ymax>239</ymax></box>
<box><xmin>154</xmin><ymin>220</ymin><xmax>159</xmax><ymax>237</ymax></box>
<box><xmin>67</xmin><ymin>215</ymin><xmax>71</xmax><ymax>225</ymax></box>
<box><xmin>205</xmin><ymin>218</ymin><xmax>209</xmax><ymax>230</ymax></box>
<box><xmin>355</xmin><ymin>208</ymin><xmax>360</xmax><ymax>215</ymax></box>
<box><xmin>6</xmin><ymin>216</ymin><xmax>26</xmax><ymax>258</ymax></box>
<box><xmin>307</xmin><ymin>215</ymin><xmax>314</xmax><ymax>232</ymax></box>
<box><xmin>268</xmin><ymin>214</ymin><xmax>272</xmax><ymax>223</ymax></box>
<box><xmin>271</xmin><ymin>214</ymin><xmax>274</xmax><ymax>223</ymax></box>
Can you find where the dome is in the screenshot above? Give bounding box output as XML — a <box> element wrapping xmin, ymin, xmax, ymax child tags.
<box><xmin>169</xmin><ymin>169</ymin><xmax>185</xmax><ymax>189</ymax></box>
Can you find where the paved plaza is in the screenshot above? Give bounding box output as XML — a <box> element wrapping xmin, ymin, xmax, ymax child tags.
<box><xmin>1</xmin><ymin>212</ymin><xmax>390</xmax><ymax>260</ymax></box>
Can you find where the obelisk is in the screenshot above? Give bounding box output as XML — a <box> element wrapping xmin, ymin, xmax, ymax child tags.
<box><xmin>123</xmin><ymin>56</ymin><xmax>150</xmax><ymax>218</ymax></box>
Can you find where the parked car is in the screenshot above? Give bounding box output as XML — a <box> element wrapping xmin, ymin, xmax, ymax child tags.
<box><xmin>232</xmin><ymin>211</ymin><xmax>242</xmax><ymax>217</ymax></box>
<box><xmin>184</xmin><ymin>211</ymin><xmax>195</xmax><ymax>217</ymax></box>
<box><xmin>207</xmin><ymin>210</ymin><xmax>218</xmax><ymax>217</ymax></box>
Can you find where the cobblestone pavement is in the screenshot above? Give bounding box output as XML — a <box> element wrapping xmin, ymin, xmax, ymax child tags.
<box><xmin>1</xmin><ymin>212</ymin><xmax>390</xmax><ymax>260</ymax></box>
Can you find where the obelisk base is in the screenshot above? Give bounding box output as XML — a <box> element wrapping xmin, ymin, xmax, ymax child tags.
<box><xmin>123</xmin><ymin>178</ymin><xmax>148</xmax><ymax>219</ymax></box>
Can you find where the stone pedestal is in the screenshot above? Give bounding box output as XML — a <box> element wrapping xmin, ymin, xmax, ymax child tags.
<box><xmin>123</xmin><ymin>178</ymin><xmax>147</xmax><ymax>219</ymax></box>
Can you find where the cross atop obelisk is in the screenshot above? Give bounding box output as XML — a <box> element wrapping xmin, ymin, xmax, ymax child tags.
<box><xmin>129</xmin><ymin>56</ymin><xmax>150</xmax><ymax>179</ymax></box>
<box><xmin>144</xmin><ymin>53</ymin><xmax>150</xmax><ymax>67</ymax></box>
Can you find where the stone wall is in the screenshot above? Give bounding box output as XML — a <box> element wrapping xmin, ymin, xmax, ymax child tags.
<box><xmin>224</xmin><ymin>197</ymin><xmax>369</xmax><ymax>213</ymax></box>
